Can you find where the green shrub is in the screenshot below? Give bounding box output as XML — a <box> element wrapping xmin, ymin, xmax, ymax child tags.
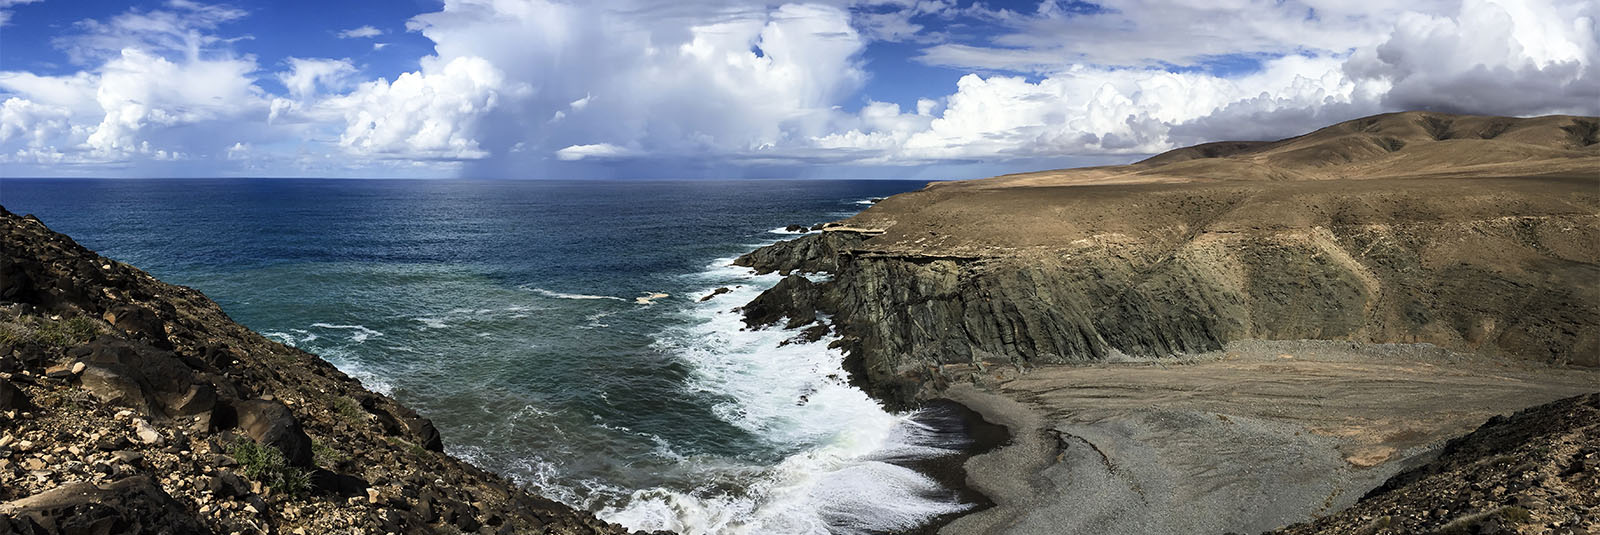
<box><xmin>1498</xmin><ymin>506</ymin><xmax>1532</xmax><ymax>524</ymax></box>
<box><xmin>311</xmin><ymin>438</ymin><xmax>347</xmax><ymax>467</ymax></box>
<box><xmin>34</xmin><ymin>316</ymin><xmax>99</xmax><ymax>348</ymax></box>
<box><xmin>231</xmin><ymin>437</ymin><xmax>310</xmax><ymax>498</ymax></box>
<box><xmin>331</xmin><ymin>396</ymin><xmax>364</xmax><ymax>422</ymax></box>
<box><xmin>0</xmin><ymin>324</ymin><xmax>24</xmax><ymax>346</ymax></box>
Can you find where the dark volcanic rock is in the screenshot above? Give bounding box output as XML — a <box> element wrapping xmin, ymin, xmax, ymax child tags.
<box><xmin>206</xmin><ymin>470</ymin><xmax>250</xmax><ymax>499</ymax></box>
<box><xmin>1271</xmin><ymin>393</ymin><xmax>1600</xmax><ymax>534</ymax></box>
<box><xmin>699</xmin><ymin>287</ymin><xmax>732</xmax><ymax>302</ymax></box>
<box><xmin>72</xmin><ymin>336</ymin><xmax>217</xmax><ymax>422</ymax></box>
<box><xmin>235</xmin><ymin>399</ymin><xmax>314</xmax><ymax>467</ymax></box>
<box><xmin>0</xmin><ymin>379</ymin><xmax>31</xmax><ymax>411</ymax></box>
<box><xmin>101</xmin><ymin>303</ymin><xmax>171</xmax><ymax>349</ymax></box>
<box><xmin>0</xmin><ymin>476</ymin><xmax>207</xmax><ymax>535</ymax></box>
<box><xmin>734</xmin><ymin>231</ymin><xmax>864</xmax><ymax>275</ymax></box>
<box><xmin>741</xmin><ymin>274</ymin><xmax>824</xmax><ymax>330</ymax></box>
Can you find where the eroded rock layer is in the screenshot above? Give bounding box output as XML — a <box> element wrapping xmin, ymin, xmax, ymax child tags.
<box><xmin>736</xmin><ymin>112</ymin><xmax>1600</xmax><ymax>408</ymax></box>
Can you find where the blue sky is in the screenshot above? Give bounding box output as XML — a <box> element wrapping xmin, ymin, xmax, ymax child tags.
<box><xmin>0</xmin><ymin>0</ymin><xmax>1595</xmax><ymax>178</ymax></box>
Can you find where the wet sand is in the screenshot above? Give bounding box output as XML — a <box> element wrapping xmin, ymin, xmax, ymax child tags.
<box><xmin>891</xmin><ymin>399</ymin><xmax>1010</xmax><ymax>535</ymax></box>
<box><xmin>934</xmin><ymin>340</ymin><xmax>1600</xmax><ymax>535</ymax></box>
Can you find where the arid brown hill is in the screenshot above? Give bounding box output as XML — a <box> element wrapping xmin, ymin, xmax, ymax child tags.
<box><xmin>736</xmin><ymin>112</ymin><xmax>1600</xmax><ymax>407</ymax></box>
<box><xmin>0</xmin><ymin>207</ymin><xmax>635</xmax><ymax>534</ymax></box>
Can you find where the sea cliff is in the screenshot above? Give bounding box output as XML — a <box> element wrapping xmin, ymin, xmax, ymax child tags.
<box><xmin>735</xmin><ymin>111</ymin><xmax>1600</xmax><ymax>533</ymax></box>
<box><xmin>738</xmin><ymin>112</ymin><xmax>1600</xmax><ymax>409</ymax></box>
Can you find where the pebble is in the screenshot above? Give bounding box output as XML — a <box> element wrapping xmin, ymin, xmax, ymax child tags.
<box><xmin>70</xmin><ymin>362</ymin><xmax>85</xmax><ymax>374</ymax></box>
<box><xmin>133</xmin><ymin>419</ymin><xmax>163</xmax><ymax>445</ymax></box>
<box><xmin>0</xmin><ymin>434</ymin><xmax>12</xmax><ymax>448</ymax></box>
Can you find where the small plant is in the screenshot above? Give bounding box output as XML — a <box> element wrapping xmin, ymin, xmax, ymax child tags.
<box><xmin>311</xmin><ymin>438</ymin><xmax>347</xmax><ymax>467</ymax></box>
<box><xmin>33</xmin><ymin>316</ymin><xmax>99</xmax><ymax>348</ymax></box>
<box><xmin>231</xmin><ymin>436</ymin><xmax>310</xmax><ymax>498</ymax></box>
<box><xmin>0</xmin><ymin>325</ymin><xmax>24</xmax><ymax>346</ymax></box>
<box><xmin>331</xmin><ymin>396</ymin><xmax>365</xmax><ymax>422</ymax></box>
<box><xmin>384</xmin><ymin>436</ymin><xmax>428</xmax><ymax>457</ymax></box>
<box><xmin>1497</xmin><ymin>506</ymin><xmax>1532</xmax><ymax>524</ymax></box>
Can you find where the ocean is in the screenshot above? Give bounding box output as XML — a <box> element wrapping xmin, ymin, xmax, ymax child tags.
<box><xmin>0</xmin><ymin>178</ymin><xmax>986</xmax><ymax>534</ymax></box>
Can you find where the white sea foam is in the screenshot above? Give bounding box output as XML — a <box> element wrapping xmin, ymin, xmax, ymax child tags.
<box><xmin>318</xmin><ymin>346</ymin><xmax>394</xmax><ymax>394</ymax></box>
<box><xmin>767</xmin><ymin>227</ymin><xmax>814</xmax><ymax>235</ymax></box>
<box><xmin>635</xmin><ymin>292</ymin><xmax>671</xmax><ymax>305</ymax></box>
<box><xmin>309</xmin><ymin>322</ymin><xmax>383</xmax><ymax>343</ymax></box>
<box><xmin>599</xmin><ymin>258</ymin><xmax>970</xmax><ymax>534</ymax></box>
<box><xmin>528</xmin><ymin>287</ymin><xmax>627</xmax><ymax>301</ymax></box>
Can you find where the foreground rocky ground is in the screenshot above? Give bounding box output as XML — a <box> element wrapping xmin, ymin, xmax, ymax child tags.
<box><xmin>1273</xmin><ymin>392</ymin><xmax>1599</xmax><ymax>535</ymax></box>
<box><xmin>734</xmin><ymin>112</ymin><xmax>1600</xmax><ymax>534</ymax></box>
<box><xmin>0</xmin><ymin>207</ymin><xmax>633</xmax><ymax>534</ymax></box>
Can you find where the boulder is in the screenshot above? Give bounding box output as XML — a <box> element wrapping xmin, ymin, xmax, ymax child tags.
<box><xmin>0</xmin><ymin>352</ymin><xmax>20</xmax><ymax>373</ymax></box>
<box><xmin>0</xmin><ymin>476</ymin><xmax>207</xmax><ymax>535</ymax></box>
<box><xmin>0</xmin><ymin>380</ymin><xmax>31</xmax><ymax>411</ymax></box>
<box><xmin>206</xmin><ymin>470</ymin><xmax>250</xmax><ymax>499</ymax></box>
<box><xmin>370</xmin><ymin>404</ymin><xmax>445</xmax><ymax>452</ymax></box>
<box><xmin>234</xmin><ymin>399</ymin><xmax>313</xmax><ymax>467</ymax></box>
<box><xmin>101</xmin><ymin>304</ymin><xmax>168</xmax><ymax>348</ymax></box>
<box><xmin>72</xmin><ymin>337</ymin><xmax>216</xmax><ymax>422</ymax></box>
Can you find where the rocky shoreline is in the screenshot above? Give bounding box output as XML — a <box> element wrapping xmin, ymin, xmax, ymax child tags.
<box><xmin>733</xmin><ymin>112</ymin><xmax>1600</xmax><ymax>534</ymax></box>
<box><xmin>0</xmin><ymin>207</ymin><xmax>637</xmax><ymax>534</ymax></box>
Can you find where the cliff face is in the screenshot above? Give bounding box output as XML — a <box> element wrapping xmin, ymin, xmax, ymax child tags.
<box><xmin>0</xmin><ymin>208</ymin><xmax>632</xmax><ymax>534</ymax></box>
<box><xmin>737</xmin><ymin>112</ymin><xmax>1600</xmax><ymax>408</ymax></box>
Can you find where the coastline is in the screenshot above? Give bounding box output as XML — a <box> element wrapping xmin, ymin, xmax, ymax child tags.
<box><xmin>889</xmin><ymin>399</ymin><xmax>1008</xmax><ymax>535</ymax></box>
<box><xmin>895</xmin><ymin>341</ymin><xmax>1600</xmax><ymax>534</ymax></box>
<box><xmin>727</xmin><ymin>112</ymin><xmax>1599</xmax><ymax>533</ymax></box>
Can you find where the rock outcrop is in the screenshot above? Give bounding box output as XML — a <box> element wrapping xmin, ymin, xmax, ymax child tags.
<box><xmin>736</xmin><ymin>112</ymin><xmax>1600</xmax><ymax>408</ymax></box>
<box><xmin>0</xmin><ymin>207</ymin><xmax>633</xmax><ymax>534</ymax></box>
<box><xmin>1271</xmin><ymin>392</ymin><xmax>1600</xmax><ymax>534</ymax></box>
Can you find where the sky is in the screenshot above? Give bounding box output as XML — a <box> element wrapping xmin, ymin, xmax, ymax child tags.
<box><xmin>0</xmin><ymin>0</ymin><xmax>1596</xmax><ymax>179</ymax></box>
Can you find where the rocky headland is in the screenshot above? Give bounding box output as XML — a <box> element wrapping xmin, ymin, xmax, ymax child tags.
<box><xmin>736</xmin><ymin>112</ymin><xmax>1600</xmax><ymax>534</ymax></box>
<box><xmin>0</xmin><ymin>207</ymin><xmax>635</xmax><ymax>534</ymax></box>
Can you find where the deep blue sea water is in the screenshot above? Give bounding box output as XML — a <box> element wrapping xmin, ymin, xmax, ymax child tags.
<box><xmin>0</xmin><ymin>178</ymin><xmax>970</xmax><ymax>534</ymax></box>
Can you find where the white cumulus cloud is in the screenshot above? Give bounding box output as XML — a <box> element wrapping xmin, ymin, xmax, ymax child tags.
<box><xmin>337</xmin><ymin>25</ymin><xmax>384</xmax><ymax>39</ymax></box>
<box><xmin>324</xmin><ymin>55</ymin><xmax>522</xmax><ymax>160</ymax></box>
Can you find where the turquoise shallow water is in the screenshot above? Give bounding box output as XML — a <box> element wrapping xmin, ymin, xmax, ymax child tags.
<box><xmin>0</xmin><ymin>178</ymin><xmax>980</xmax><ymax>534</ymax></box>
